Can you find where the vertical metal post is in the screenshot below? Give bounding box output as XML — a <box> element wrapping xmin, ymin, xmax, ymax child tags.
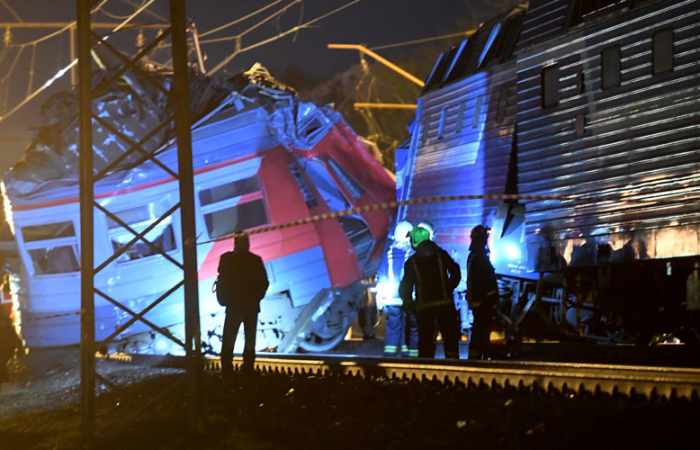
<box><xmin>70</xmin><ymin>25</ymin><xmax>77</xmax><ymax>86</ymax></box>
<box><xmin>77</xmin><ymin>0</ymin><xmax>95</xmax><ymax>448</ymax></box>
<box><xmin>170</xmin><ymin>0</ymin><xmax>203</xmax><ymax>429</ymax></box>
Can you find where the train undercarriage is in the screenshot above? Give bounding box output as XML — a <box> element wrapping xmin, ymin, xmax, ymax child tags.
<box><xmin>497</xmin><ymin>256</ymin><xmax>700</xmax><ymax>348</ymax></box>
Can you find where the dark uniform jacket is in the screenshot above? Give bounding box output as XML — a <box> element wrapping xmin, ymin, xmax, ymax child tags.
<box><xmin>466</xmin><ymin>249</ymin><xmax>498</xmax><ymax>308</ymax></box>
<box><xmin>399</xmin><ymin>241</ymin><xmax>461</xmax><ymax>311</ymax></box>
<box><xmin>0</xmin><ymin>318</ymin><xmax>21</xmax><ymax>360</ymax></box>
<box><xmin>218</xmin><ymin>250</ymin><xmax>269</xmax><ymax>313</ymax></box>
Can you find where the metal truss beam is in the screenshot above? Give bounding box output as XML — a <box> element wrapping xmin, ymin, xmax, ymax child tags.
<box><xmin>77</xmin><ymin>1</ymin><xmax>202</xmax><ymax>447</ymax></box>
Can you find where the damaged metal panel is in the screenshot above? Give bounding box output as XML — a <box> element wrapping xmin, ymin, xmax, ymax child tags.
<box><xmin>515</xmin><ymin>0</ymin><xmax>700</xmax><ymax>264</ymax></box>
<box><xmin>2</xmin><ymin>64</ymin><xmax>395</xmax><ymax>353</ymax></box>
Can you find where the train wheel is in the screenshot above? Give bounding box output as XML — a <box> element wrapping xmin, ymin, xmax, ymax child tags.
<box><xmin>298</xmin><ymin>316</ymin><xmax>350</xmax><ymax>353</ymax></box>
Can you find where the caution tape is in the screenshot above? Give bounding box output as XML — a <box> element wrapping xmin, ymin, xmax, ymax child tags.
<box><xmin>200</xmin><ymin>193</ymin><xmax>565</xmax><ymax>243</ymax></box>
<box><xmin>201</xmin><ymin>190</ymin><xmax>700</xmax><ymax>244</ymax></box>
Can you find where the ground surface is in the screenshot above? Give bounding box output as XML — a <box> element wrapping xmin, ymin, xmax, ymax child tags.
<box><xmin>1</xmin><ymin>348</ymin><xmax>697</xmax><ymax>450</ymax></box>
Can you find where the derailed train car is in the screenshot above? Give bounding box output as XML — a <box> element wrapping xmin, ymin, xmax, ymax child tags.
<box><xmin>393</xmin><ymin>0</ymin><xmax>700</xmax><ymax>343</ymax></box>
<box><xmin>2</xmin><ymin>65</ymin><xmax>394</xmax><ymax>353</ymax></box>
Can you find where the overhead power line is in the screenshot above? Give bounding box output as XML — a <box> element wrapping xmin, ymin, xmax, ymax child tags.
<box><xmin>200</xmin><ymin>0</ymin><xmax>286</xmax><ymax>38</ymax></box>
<box><xmin>0</xmin><ymin>0</ymin><xmax>158</xmax><ymax>124</ymax></box>
<box><xmin>206</xmin><ymin>0</ymin><xmax>362</xmax><ymax>76</ymax></box>
<box><xmin>370</xmin><ymin>29</ymin><xmax>477</xmax><ymax>51</ymax></box>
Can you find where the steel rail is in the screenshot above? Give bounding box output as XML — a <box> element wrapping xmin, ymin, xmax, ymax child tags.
<box><xmin>107</xmin><ymin>352</ymin><xmax>700</xmax><ymax>400</ymax></box>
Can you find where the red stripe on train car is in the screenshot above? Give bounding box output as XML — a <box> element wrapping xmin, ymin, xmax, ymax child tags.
<box><xmin>11</xmin><ymin>152</ymin><xmax>262</xmax><ymax>211</ymax></box>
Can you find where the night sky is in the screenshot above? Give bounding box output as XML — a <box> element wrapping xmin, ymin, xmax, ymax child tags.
<box><xmin>0</xmin><ymin>0</ymin><xmax>515</xmax><ymax>170</ymax></box>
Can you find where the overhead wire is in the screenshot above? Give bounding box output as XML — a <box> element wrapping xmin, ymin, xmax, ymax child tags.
<box><xmin>370</xmin><ymin>30</ymin><xmax>475</xmax><ymax>51</ymax></box>
<box><xmin>199</xmin><ymin>0</ymin><xmax>286</xmax><ymax>38</ymax></box>
<box><xmin>26</xmin><ymin>44</ymin><xmax>36</xmax><ymax>97</ymax></box>
<box><xmin>0</xmin><ymin>0</ymin><xmax>156</xmax><ymax>124</ymax></box>
<box><xmin>101</xmin><ymin>3</ymin><xmax>140</xmax><ymax>20</ymax></box>
<box><xmin>6</xmin><ymin>0</ymin><xmax>111</xmax><ymax>48</ymax></box>
<box><xmin>191</xmin><ymin>0</ymin><xmax>302</xmax><ymax>46</ymax></box>
<box><xmin>0</xmin><ymin>0</ymin><xmax>21</xmax><ymax>22</ymax></box>
<box><xmin>292</xmin><ymin>1</ymin><xmax>305</xmax><ymax>43</ymax></box>
<box><xmin>206</xmin><ymin>0</ymin><xmax>362</xmax><ymax>76</ymax></box>
<box><xmin>120</xmin><ymin>0</ymin><xmax>166</xmax><ymax>22</ymax></box>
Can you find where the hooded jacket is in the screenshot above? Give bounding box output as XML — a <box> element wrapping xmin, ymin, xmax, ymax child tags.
<box><xmin>399</xmin><ymin>241</ymin><xmax>461</xmax><ymax>311</ymax></box>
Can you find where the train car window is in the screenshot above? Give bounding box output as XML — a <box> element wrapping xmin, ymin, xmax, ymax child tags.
<box><xmin>204</xmin><ymin>199</ymin><xmax>268</xmax><ymax>239</ymax></box>
<box><xmin>653</xmin><ymin>29</ymin><xmax>674</xmax><ymax>75</ymax></box>
<box><xmin>289</xmin><ymin>162</ymin><xmax>319</xmax><ymax>208</ymax></box>
<box><xmin>111</xmin><ymin>224</ymin><xmax>176</xmax><ymax>262</ymax></box>
<box><xmin>28</xmin><ymin>246</ymin><xmax>79</xmax><ymax>275</ymax></box>
<box><xmin>541</xmin><ymin>64</ymin><xmax>560</xmax><ymax>109</ymax></box>
<box><xmin>575</xmin><ymin>113</ymin><xmax>586</xmax><ymax>137</ymax></box>
<box><xmin>22</xmin><ymin>221</ymin><xmax>75</xmax><ymax>242</ymax></box>
<box><xmin>108</xmin><ymin>202</ymin><xmax>177</xmax><ymax>262</ymax></box>
<box><xmin>199</xmin><ymin>176</ymin><xmax>260</xmax><ymax>206</ymax></box>
<box><xmin>601</xmin><ymin>46</ymin><xmax>621</xmax><ymax>90</ymax></box>
<box><xmin>472</xmin><ymin>96</ymin><xmax>483</xmax><ymax>128</ymax></box>
<box><xmin>21</xmin><ymin>221</ymin><xmax>80</xmax><ymax>274</ymax></box>
<box><xmin>437</xmin><ymin>108</ymin><xmax>446</xmax><ymax>140</ymax></box>
<box><xmin>455</xmin><ymin>103</ymin><xmax>466</xmax><ymax>134</ymax></box>
<box><xmin>327</xmin><ymin>159</ymin><xmax>364</xmax><ymax>200</ymax></box>
<box><xmin>296</xmin><ymin>104</ymin><xmax>328</xmax><ymax>146</ymax></box>
<box><xmin>106</xmin><ymin>205</ymin><xmax>152</xmax><ymax>229</ymax></box>
<box><xmin>576</xmin><ymin>70</ymin><xmax>586</xmax><ymax>94</ymax></box>
<box><xmin>304</xmin><ymin>159</ymin><xmax>350</xmax><ymax>211</ymax></box>
<box><xmin>478</xmin><ymin>22</ymin><xmax>502</xmax><ymax>68</ymax></box>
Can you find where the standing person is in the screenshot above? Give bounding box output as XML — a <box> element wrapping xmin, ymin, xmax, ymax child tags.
<box><xmin>0</xmin><ymin>313</ymin><xmax>21</xmax><ymax>384</ymax></box>
<box><xmin>378</xmin><ymin>222</ymin><xmax>418</xmax><ymax>357</ymax></box>
<box><xmin>467</xmin><ymin>225</ymin><xmax>499</xmax><ymax>360</ymax></box>
<box><xmin>399</xmin><ymin>225</ymin><xmax>461</xmax><ymax>359</ymax></box>
<box><xmin>684</xmin><ymin>261</ymin><xmax>700</xmax><ymax>346</ymax></box>
<box><xmin>218</xmin><ymin>233</ymin><xmax>269</xmax><ymax>376</ymax></box>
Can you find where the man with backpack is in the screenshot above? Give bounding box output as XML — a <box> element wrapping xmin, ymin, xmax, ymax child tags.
<box><xmin>218</xmin><ymin>233</ymin><xmax>269</xmax><ymax>376</ymax></box>
<box><xmin>399</xmin><ymin>225</ymin><xmax>461</xmax><ymax>359</ymax></box>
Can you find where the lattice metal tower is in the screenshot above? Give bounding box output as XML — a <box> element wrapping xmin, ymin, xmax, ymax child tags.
<box><xmin>76</xmin><ymin>1</ymin><xmax>202</xmax><ymax>447</ymax></box>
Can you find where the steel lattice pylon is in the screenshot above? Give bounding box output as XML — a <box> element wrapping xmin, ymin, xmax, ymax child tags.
<box><xmin>76</xmin><ymin>1</ymin><xmax>202</xmax><ymax>447</ymax></box>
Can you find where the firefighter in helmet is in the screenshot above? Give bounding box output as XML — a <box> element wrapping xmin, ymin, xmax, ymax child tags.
<box><xmin>399</xmin><ymin>225</ymin><xmax>461</xmax><ymax>358</ymax></box>
<box><xmin>377</xmin><ymin>221</ymin><xmax>418</xmax><ymax>357</ymax></box>
<box><xmin>466</xmin><ymin>225</ymin><xmax>499</xmax><ymax>360</ymax></box>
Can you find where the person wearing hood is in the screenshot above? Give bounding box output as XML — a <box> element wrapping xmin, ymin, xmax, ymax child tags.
<box><xmin>399</xmin><ymin>225</ymin><xmax>461</xmax><ymax>359</ymax></box>
<box><xmin>467</xmin><ymin>225</ymin><xmax>499</xmax><ymax>360</ymax></box>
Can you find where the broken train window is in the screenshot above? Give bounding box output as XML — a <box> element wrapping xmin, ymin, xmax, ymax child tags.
<box><xmin>296</xmin><ymin>103</ymin><xmax>329</xmax><ymax>147</ymax></box>
<box><xmin>107</xmin><ymin>199</ymin><xmax>177</xmax><ymax>262</ymax></box>
<box><xmin>21</xmin><ymin>221</ymin><xmax>79</xmax><ymax>275</ymax></box>
<box><xmin>327</xmin><ymin>159</ymin><xmax>365</xmax><ymax>200</ymax></box>
<box><xmin>199</xmin><ymin>175</ymin><xmax>269</xmax><ymax>239</ymax></box>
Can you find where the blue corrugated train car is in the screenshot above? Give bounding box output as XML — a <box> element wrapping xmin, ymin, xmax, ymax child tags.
<box><xmin>391</xmin><ymin>0</ymin><xmax>700</xmax><ymax>343</ymax></box>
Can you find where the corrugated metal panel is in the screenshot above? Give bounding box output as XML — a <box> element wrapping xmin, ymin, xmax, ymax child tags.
<box><xmin>516</xmin><ymin>0</ymin><xmax>571</xmax><ymax>51</ymax></box>
<box><xmin>515</xmin><ymin>0</ymin><xmax>700</xmax><ymax>262</ymax></box>
<box><xmin>400</xmin><ymin>63</ymin><xmax>518</xmax><ymax>266</ymax></box>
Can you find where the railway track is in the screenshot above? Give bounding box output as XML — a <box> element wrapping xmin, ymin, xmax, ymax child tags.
<box><xmin>108</xmin><ymin>352</ymin><xmax>700</xmax><ymax>400</ymax></box>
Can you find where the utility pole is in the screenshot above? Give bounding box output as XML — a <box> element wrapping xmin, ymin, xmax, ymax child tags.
<box><xmin>76</xmin><ymin>2</ymin><xmax>95</xmax><ymax>448</ymax></box>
